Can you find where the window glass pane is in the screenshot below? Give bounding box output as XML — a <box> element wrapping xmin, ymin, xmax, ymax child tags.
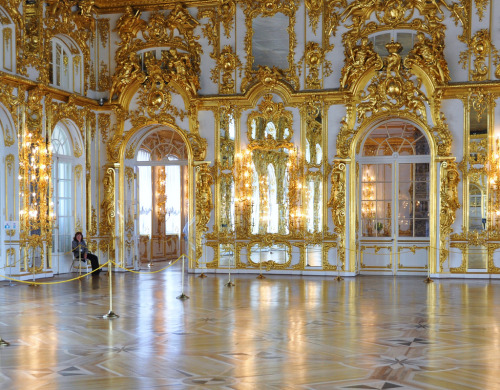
<box><xmin>397</xmin><ymin>32</ymin><xmax>413</xmax><ymax>57</ymax></box>
<box><xmin>164</xmin><ymin>165</ymin><xmax>181</xmax><ymax>234</ymax></box>
<box><xmin>58</xmin><ymin>198</ymin><xmax>71</xmax><ymax>216</ymax></box>
<box><xmin>139</xmin><ymin>165</ymin><xmax>152</xmax><ymax>235</ymax></box>
<box><xmin>363</xmin><ymin>122</ymin><xmax>429</xmax><ymax>157</ymax></box>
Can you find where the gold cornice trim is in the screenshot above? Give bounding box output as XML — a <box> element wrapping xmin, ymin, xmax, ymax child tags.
<box><xmin>196</xmin><ymin>86</ymin><xmax>346</xmax><ymax>110</ymax></box>
<box><xmin>439</xmin><ymin>82</ymin><xmax>500</xmax><ymax>98</ymax></box>
<box><xmin>196</xmin><ymin>81</ymin><xmax>500</xmax><ymax>110</ymax></box>
<box><xmin>94</xmin><ymin>1</ymin><xmax>219</xmax><ymax>14</ymax></box>
<box><xmin>0</xmin><ymin>72</ymin><xmax>106</xmax><ymax>109</ymax></box>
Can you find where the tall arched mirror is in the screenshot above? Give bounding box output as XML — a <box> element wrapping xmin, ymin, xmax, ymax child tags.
<box><xmin>466</xmin><ymin>100</ymin><xmax>488</xmax><ymax>271</ymax></box>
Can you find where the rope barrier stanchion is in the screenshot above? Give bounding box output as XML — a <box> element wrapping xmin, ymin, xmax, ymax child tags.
<box><xmin>103</xmin><ymin>257</ymin><xmax>119</xmax><ymax>319</ymax></box>
<box><xmin>198</xmin><ymin>237</ymin><xmax>207</xmax><ymax>278</ymax></box>
<box><xmin>29</xmin><ymin>248</ymin><xmax>38</xmax><ymax>288</ymax></box>
<box><xmin>257</xmin><ymin>245</ymin><xmax>265</xmax><ymax>279</ymax></box>
<box><xmin>7</xmin><ymin>230</ymin><xmax>15</xmax><ymax>287</ymax></box>
<box><xmin>334</xmin><ymin>244</ymin><xmax>343</xmax><ymax>282</ymax></box>
<box><xmin>224</xmin><ymin>251</ymin><xmax>235</xmax><ymax>287</ymax></box>
<box><xmin>148</xmin><ymin>236</ymin><xmax>154</xmax><ymax>268</ymax></box>
<box><xmin>424</xmin><ymin>254</ymin><xmax>434</xmax><ymax>283</ymax></box>
<box><xmin>176</xmin><ymin>255</ymin><xmax>189</xmax><ymax>300</ymax></box>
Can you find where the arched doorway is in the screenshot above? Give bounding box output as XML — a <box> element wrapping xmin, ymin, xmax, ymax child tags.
<box><xmin>120</xmin><ymin>124</ymin><xmax>191</xmax><ymax>268</ymax></box>
<box><xmin>51</xmin><ymin>120</ymin><xmax>84</xmax><ymax>273</ymax></box>
<box><xmin>357</xmin><ymin>120</ymin><xmax>432</xmax><ymax>275</ymax></box>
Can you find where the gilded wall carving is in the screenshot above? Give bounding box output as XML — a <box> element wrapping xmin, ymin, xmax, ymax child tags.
<box><xmin>439</xmin><ymin>161</ymin><xmax>461</xmax><ymax>271</ymax></box>
<box><xmin>97</xmin><ymin>18</ymin><xmax>109</xmax><ymax>47</ymax></box>
<box><xmin>341</xmin><ymin>37</ymin><xmax>382</xmax><ymax>90</ymax></box>
<box><xmin>98</xmin><ymin>113</ymin><xmax>110</xmax><ymax>142</ymax></box>
<box><xmin>111</xmin><ymin>5</ymin><xmax>201</xmax><ymax>100</ymax></box>
<box><xmin>0</xmin><ymin>81</ymin><xmax>20</xmax><ymax>146</ymax></box>
<box><xmin>459</xmin><ymin>29</ymin><xmax>500</xmax><ymax>81</ymax></box>
<box><xmin>195</xmin><ymin>163</ymin><xmax>213</xmax><ymax>263</ymax></box>
<box><xmin>299</xmin><ymin>42</ymin><xmax>332</xmax><ymax>90</ymax></box>
<box><xmin>211</xmin><ymin>45</ymin><xmax>242</xmax><ymax>94</ymax></box>
<box><xmin>404</xmin><ymin>31</ymin><xmax>450</xmax><ymax>84</ymax></box>
<box><xmin>100</xmin><ymin>167</ymin><xmax>115</xmax><ymax>236</ymax></box>
<box><xmin>51</xmin><ymin>95</ymin><xmax>86</xmax><ymax>138</ymax></box>
<box><xmin>356</xmin><ymin>41</ymin><xmax>428</xmax><ymax>123</ymax></box>
<box><xmin>328</xmin><ymin>162</ymin><xmax>346</xmax><ymax>270</ymax></box>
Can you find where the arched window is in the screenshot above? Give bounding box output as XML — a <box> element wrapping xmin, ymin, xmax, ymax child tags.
<box><xmin>0</xmin><ymin>8</ymin><xmax>15</xmax><ymax>73</ymax></box>
<box><xmin>137</xmin><ymin>149</ymin><xmax>152</xmax><ymax>236</ymax></box>
<box><xmin>49</xmin><ymin>37</ymin><xmax>83</xmax><ymax>93</ymax></box>
<box><xmin>367</xmin><ymin>30</ymin><xmax>421</xmax><ymax>58</ymax></box>
<box><xmin>51</xmin><ymin>124</ymin><xmax>73</xmax><ymax>254</ymax></box>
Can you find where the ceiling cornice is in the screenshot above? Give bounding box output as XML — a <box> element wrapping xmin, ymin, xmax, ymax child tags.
<box><xmin>94</xmin><ymin>0</ymin><xmax>218</xmax><ymax>14</ymax></box>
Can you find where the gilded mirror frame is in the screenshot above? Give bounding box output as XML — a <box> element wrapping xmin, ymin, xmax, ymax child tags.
<box><xmin>241</xmin><ymin>0</ymin><xmax>299</xmax><ymax>91</ymax></box>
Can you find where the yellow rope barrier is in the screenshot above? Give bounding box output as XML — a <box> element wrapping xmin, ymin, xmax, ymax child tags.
<box><xmin>0</xmin><ymin>252</ymin><xmax>190</xmax><ymax>283</ymax></box>
<box><xmin>111</xmin><ymin>254</ymin><xmax>186</xmax><ymax>274</ymax></box>
<box><xmin>0</xmin><ymin>261</ymin><xmax>109</xmax><ymax>285</ymax></box>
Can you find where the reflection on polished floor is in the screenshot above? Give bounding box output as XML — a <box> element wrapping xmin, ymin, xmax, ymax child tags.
<box><xmin>1</xmin><ymin>266</ymin><xmax>500</xmax><ymax>390</ymax></box>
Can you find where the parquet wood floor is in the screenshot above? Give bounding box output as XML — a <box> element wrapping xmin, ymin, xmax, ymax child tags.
<box><xmin>1</xmin><ymin>265</ymin><xmax>500</xmax><ymax>389</ymax></box>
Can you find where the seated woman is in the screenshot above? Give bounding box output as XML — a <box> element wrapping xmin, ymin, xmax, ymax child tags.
<box><xmin>72</xmin><ymin>232</ymin><xmax>101</xmax><ymax>275</ymax></box>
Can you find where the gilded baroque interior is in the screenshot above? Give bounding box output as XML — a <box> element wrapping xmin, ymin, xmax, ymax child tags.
<box><xmin>1</xmin><ymin>0</ymin><xmax>500</xmax><ymax>279</ymax></box>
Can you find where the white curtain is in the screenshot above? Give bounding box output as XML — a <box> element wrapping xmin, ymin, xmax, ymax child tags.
<box><xmin>138</xmin><ymin>150</ymin><xmax>152</xmax><ymax>236</ymax></box>
<box><xmin>164</xmin><ymin>165</ymin><xmax>181</xmax><ymax>234</ymax></box>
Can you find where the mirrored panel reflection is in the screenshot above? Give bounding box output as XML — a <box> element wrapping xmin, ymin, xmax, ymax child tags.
<box><xmin>219</xmin><ymin>244</ymin><xmax>235</xmax><ymax>267</ymax></box>
<box><xmin>468</xmin><ymin>245</ymin><xmax>487</xmax><ymax>270</ymax></box>
<box><xmin>219</xmin><ymin>174</ymin><xmax>235</xmax><ymax>234</ymax></box>
<box><xmin>305</xmin><ymin>173</ymin><xmax>322</xmax><ymax>233</ymax></box>
<box><xmin>249</xmin><ymin>243</ymin><xmax>289</xmax><ymax>265</ymax></box>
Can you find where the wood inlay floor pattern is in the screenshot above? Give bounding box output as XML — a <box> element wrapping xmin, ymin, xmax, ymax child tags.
<box><xmin>1</xmin><ymin>267</ymin><xmax>500</xmax><ymax>389</ymax></box>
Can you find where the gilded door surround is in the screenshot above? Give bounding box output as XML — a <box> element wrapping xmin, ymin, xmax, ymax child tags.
<box><xmin>351</xmin><ymin>116</ymin><xmax>436</xmax><ymax>275</ymax></box>
<box><xmin>118</xmin><ymin>120</ymin><xmax>205</xmax><ymax>270</ymax></box>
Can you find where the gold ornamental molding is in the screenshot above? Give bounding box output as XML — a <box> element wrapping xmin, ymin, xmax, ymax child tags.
<box><xmin>93</xmin><ymin>0</ymin><xmax>219</xmax><ymax>14</ymax></box>
<box><xmin>100</xmin><ymin>167</ymin><xmax>116</xmax><ymax>237</ymax></box>
<box><xmin>459</xmin><ymin>29</ymin><xmax>500</xmax><ymax>82</ymax></box>
<box><xmin>439</xmin><ymin>161</ymin><xmax>461</xmax><ymax>271</ymax></box>
<box><xmin>299</xmin><ymin>41</ymin><xmax>333</xmax><ymax>90</ymax></box>
<box><xmin>111</xmin><ymin>4</ymin><xmax>202</xmax><ymax>101</ymax></box>
<box><xmin>328</xmin><ymin>161</ymin><xmax>346</xmax><ymax>270</ymax></box>
<box><xmin>195</xmin><ymin>163</ymin><xmax>213</xmax><ymax>262</ymax></box>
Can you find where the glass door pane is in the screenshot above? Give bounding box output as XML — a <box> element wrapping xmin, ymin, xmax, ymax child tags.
<box><xmin>361</xmin><ymin>164</ymin><xmax>392</xmax><ymax>237</ymax></box>
<box><xmin>398</xmin><ymin>163</ymin><xmax>430</xmax><ymax>237</ymax></box>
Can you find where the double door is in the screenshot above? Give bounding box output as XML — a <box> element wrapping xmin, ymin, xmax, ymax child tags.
<box><xmin>359</xmin><ymin>156</ymin><xmax>430</xmax><ymax>274</ymax></box>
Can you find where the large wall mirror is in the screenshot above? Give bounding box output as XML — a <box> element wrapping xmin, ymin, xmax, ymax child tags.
<box><xmin>246</xmin><ymin>95</ymin><xmax>295</xmax><ymax>238</ymax></box>
<box><xmin>466</xmin><ymin>99</ymin><xmax>488</xmax><ymax>270</ymax></box>
<box><xmin>251</xmin><ymin>14</ymin><xmax>289</xmax><ymax>70</ymax></box>
<box><xmin>242</xmin><ymin>3</ymin><xmax>298</xmax><ymax>90</ymax></box>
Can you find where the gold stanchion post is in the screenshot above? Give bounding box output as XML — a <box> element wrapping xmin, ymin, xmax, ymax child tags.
<box><xmin>7</xmin><ymin>229</ymin><xmax>16</xmax><ymax>287</ymax></box>
<box><xmin>148</xmin><ymin>235</ymin><xmax>153</xmax><ymax>268</ymax></box>
<box><xmin>423</xmin><ymin>262</ymin><xmax>433</xmax><ymax>283</ymax></box>
<box><xmin>198</xmin><ymin>236</ymin><xmax>207</xmax><ymax>278</ymax></box>
<box><xmin>257</xmin><ymin>244</ymin><xmax>265</xmax><ymax>279</ymax></box>
<box><xmin>103</xmin><ymin>244</ymin><xmax>119</xmax><ymax>318</ymax></box>
<box><xmin>29</xmin><ymin>248</ymin><xmax>38</xmax><ymax>287</ymax></box>
<box><xmin>225</xmin><ymin>252</ymin><xmax>235</xmax><ymax>287</ymax></box>
<box><xmin>334</xmin><ymin>247</ymin><xmax>343</xmax><ymax>282</ymax></box>
<box><xmin>176</xmin><ymin>255</ymin><xmax>189</xmax><ymax>300</ymax></box>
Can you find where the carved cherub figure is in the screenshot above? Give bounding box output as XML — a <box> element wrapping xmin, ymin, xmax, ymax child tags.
<box><xmin>114</xmin><ymin>6</ymin><xmax>146</xmax><ymax>42</ymax></box>
<box><xmin>341</xmin><ymin>37</ymin><xmax>381</xmax><ymax>89</ymax></box>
